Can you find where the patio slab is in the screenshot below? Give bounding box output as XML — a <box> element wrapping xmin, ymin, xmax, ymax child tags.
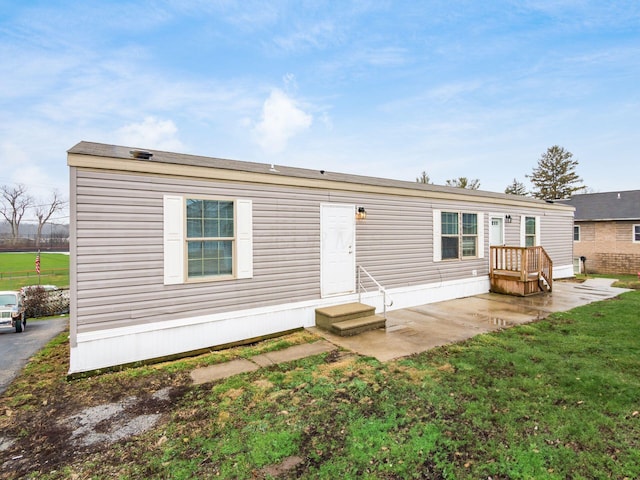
<box><xmin>310</xmin><ymin>278</ymin><xmax>631</xmax><ymax>362</ymax></box>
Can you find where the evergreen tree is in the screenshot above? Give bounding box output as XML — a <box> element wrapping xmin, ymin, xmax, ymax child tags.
<box><xmin>527</xmin><ymin>146</ymin><xmax>585</xmax><ymax>199</ymax></box>
<box><xmin>415</xmin><ymin>171</ymin><xmax>432</xmax><ymax>184</ymax></box>
<box><xmin>504</xmin><ymin>178</ymin><xmax>527</xmax><ymax>196</ymax></box>
<box><xmin>445</xmin><ymin>177</ymin><xmax>480</xmax><ymax>189</ymax></box>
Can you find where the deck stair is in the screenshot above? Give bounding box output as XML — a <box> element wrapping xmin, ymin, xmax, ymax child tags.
<box><xmin>315</xmin><ymin>302</ymin><xmax>386</xmax><ymax>337</ymax></box>
<box><xmin>490</xmin><ymin>245</ymin><xmax>553</xmax><ymax>296</ymax></box>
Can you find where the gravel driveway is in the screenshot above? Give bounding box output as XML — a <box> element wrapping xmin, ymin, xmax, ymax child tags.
<box><xmin>0</xmin><ymin>317</ymin><xmax>68</xmax><ymax>395</ymax></box>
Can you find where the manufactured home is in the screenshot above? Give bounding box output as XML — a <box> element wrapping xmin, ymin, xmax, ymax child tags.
<box><xmin>67</xmin><ymin>142</ymin><xmax>575</xmax><ymax>373</ymax></box>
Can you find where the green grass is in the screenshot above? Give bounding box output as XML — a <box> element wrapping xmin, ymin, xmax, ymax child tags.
<box><xmin>2</xmin><ymin>292</ymin><xmax>639</xmax><ymax>479</ymax></box>
<box><xmin>0</xmin><ymin>252</ymin><xmax>69</xmax><ymax>289</ymax></box>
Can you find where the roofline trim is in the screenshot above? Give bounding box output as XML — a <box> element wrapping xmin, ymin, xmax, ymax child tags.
<box><xmin>68</xmin><ymin>152</ymin><xmax>575</xmax><ymax>212</ymax></box>
<box><xmin>575</xmin><ymin>218</ymin><xmax>640</xmax><ymax>222</ymax></box>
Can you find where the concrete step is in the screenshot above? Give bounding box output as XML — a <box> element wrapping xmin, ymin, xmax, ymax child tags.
<box><xmin>315</xmin><ymin>302</ymin><xmax>375</xmax><ymax>331</ymax></box>
<box><xmin>330</xmin><ymin>314</ymin><xmax>386</xmax><ymax>337</ymax></box>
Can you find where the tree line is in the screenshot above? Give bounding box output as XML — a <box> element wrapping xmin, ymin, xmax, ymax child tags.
<box><xmin>0</xmin><ymin>184</ymin><xmax>67</xmax><ymax>248</ymax></box>
<box><xmin>416</xmin><ymin>145</ymin><xmax>586</xmax><ymax>200</ymax></box>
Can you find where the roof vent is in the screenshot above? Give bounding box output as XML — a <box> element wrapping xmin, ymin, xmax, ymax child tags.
<box><xmin>617</xmin><ymin>193</ymin><xmax>621</xmax><ymax>199</ymax></box>
<box><xmin>130</xmin><ymin>150</ymin><xmax>153</xmax><ymax>159</ymax></box>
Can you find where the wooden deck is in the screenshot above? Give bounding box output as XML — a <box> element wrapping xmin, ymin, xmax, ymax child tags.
<box><xmin>490</xmin><ymin>246</ymin><xmax>553</xmax><ymax>296</ymax></box>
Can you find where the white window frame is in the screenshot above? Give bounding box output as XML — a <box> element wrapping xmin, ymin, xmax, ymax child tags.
<box><xmin>163</xmin><ymin>195</ymin><xmax>253</xmax><ymax>285</ymax></box>
<box><xmin>633</xmin><ymin>224</ymin><xmax>640</xmax><ymax>243</ymax></box>
<box><xmin>433</xmin><ymin>210</ymin><xmax>484</xmax><ymax>262</ymax></box>
<box><xmin>520</xmin><ymin>215</ymin><xmax>541</xmax><ymax>247</ymax></box>
<box><xmin>573</xmin><ymin>225</ymin><xmax>580</xmax><ymax>242</ymax></box>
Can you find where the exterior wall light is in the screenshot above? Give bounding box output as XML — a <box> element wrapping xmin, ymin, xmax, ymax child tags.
<box><xmin>505</xmin><ymin>214</ymin><xmax>512</xmax><ymax>223</ymax></box>
<box><xmin>356</xmin><ymin>206</ymin><xmax>367</xmax><ymax>220</ymax></box>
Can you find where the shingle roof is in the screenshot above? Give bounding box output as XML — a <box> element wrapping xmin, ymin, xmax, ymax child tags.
<box><xmin>68</xmin><ymin>141</ymin><xmax>560</xmax><ymax>207</ymax></box>
<box><xmin>557</xmin><ymin>190</ymin><xmax>640</xmax><ymax>221</ymax></box>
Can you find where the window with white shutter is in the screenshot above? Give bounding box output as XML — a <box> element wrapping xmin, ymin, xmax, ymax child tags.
<box><xmin>163</xmin><ymin>195</ymin><xmax>253</xmax><ymax>284</ymax></box>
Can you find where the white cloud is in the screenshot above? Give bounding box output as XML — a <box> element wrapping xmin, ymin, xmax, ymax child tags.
<box><xmin>252</xmin><ymin>89</ymin><xmax>313</xmax><ymax>154</ymax></box>
<box><xmin>116</xmin><ymin>116</ymin><xmax>184</xmax><ymax>151</ymax></box>
<box><xmin>0</xmin><ymin>142</ymin><xmax>59</xmax><ymax>210</ymax></box>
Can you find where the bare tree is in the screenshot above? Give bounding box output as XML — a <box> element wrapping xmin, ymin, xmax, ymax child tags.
<box><xmin>34</xmin><ymin>190</ymin><xmax>68</xmax><ymax>248</ymax></box>
<box><xmin>445</xmin><ymin>177</ymin><xmax>481</xmax><ymax>189</ymax></box>
<box><xmin>0</xmin><ymin>184</ymin><xmax>33</xmax><ymax>245</ymax></box>
<box><xmin>416</xmin><ymin>171</ymin><xmax>433</xmax><ymax>184</ymax></box>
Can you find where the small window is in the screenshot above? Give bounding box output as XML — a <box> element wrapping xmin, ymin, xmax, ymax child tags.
<box><xmin>525</xmin><ymin>216</ymin><xmax>536</xmax><ymax>247</ymax></box>
<box><xmin>441</xmin><ymin>212</ymin><xmax>477</xmax><ymax>259</ymax></box>
<box><xmin>634</xmin><ymin>225</ymin><xmax>640</xmax><ymax>243</ymax></box>
<box><xmin>441</xmin><ymin>212</ymin><xmax>459</xmax><ymax>259</ymax></box>
<box><xmin>573</xmin><ymin>225</ymin><xmax>580</xmax><ymax>242</ymax></box>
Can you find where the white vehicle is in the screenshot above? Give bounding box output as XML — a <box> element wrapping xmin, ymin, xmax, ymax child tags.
<box><xmin>0</xmin><ymin>291</ymin><xmax>27</xmax><ymax>333</ymax></box>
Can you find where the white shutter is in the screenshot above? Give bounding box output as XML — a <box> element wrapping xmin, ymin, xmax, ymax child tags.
<box><xmin>163</xmin><ymin>195</ymin><xmax>185</xmax><ymax>285</ymax></box>
<box><xmin>433</xmin><ymin>210</ymin><xmax>441</xmax><ymax>262</ymax></box>
<box><xmin>236</xmin><ymin>199</ymin><xmax>253</xmax><ymax>279</ymax></box>
<box><xmin>535</xmin><ymin>216</ymin><xmax>541</xmax><ymax>246</ymax></box>
<box><xmin>477</xmin><ymin>212</ymin><xmax>485</xmax><ymax>258</ymax></box>
<box><xmin>520</xmin><ymin>215</ymin><xmax>526</xmax><ymax>247</ymax></box>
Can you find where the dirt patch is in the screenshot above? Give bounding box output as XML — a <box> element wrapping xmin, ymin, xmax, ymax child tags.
<box><xmin>260</xmin><ymin>455</ymin><xmax>305</xmax><ymax>478</ymax></box>
<box><xmin>65</xmin><ymin>387</ymin><xmax>174</xmax><ymax>448</ymax></box>
<box><xmin>1</xmin><ymin>383</ymin><xmax>188</xmax><ymax>479</ymax></box>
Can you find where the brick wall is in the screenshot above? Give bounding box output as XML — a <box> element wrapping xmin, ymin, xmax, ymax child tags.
<box><xmin>574</xmin><ymin>220</ymin><xmax>640</xmax><ymax>275</ymax></box>
<box><xmin>595</xmin><ymin>253</ymin><xmax>640</xmax><ymax>275</ymax></box>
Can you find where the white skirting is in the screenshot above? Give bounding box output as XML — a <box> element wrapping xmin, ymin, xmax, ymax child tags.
<box><xmin>69</xmin><ymin>275</ymin><xmax>491</xmax><ymax>374</ymax></box>
<box><xmin>552</xmin><ymin>263</ymin><xmax>575</xmax><ymax>280</ymax></box>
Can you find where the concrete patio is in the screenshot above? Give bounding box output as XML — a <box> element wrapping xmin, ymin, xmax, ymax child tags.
<box><xmin>310</xmin><ymin>278</ymin><xmax>631</xmax><ymax>362</ymax></box>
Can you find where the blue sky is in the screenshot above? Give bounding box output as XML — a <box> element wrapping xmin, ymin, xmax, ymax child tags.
<box><xmin>1</xmin><ymin>0</ymin><xmax>639</xmax><ymax>218</ymax></box>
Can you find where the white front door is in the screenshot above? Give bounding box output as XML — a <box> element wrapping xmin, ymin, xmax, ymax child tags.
<box><xmin>490</xmin><ymin>216</ymin><xmax>504</xmax><ymax>246</ymax></box>
<box><xmin>321</xmin><ymin>203</ymin><xmax>356</xmax><ymax>297</ymax></box>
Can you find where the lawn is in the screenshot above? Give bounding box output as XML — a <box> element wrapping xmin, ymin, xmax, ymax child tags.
<box><xmin>0</xmin><ymin>252</ymin><xmax>69</xmax><ymax>290</ymax></box>
<box><xmin>1</xmin><ymin>291</ymin><xmax>639</xmax><ymax>479</ymax></box>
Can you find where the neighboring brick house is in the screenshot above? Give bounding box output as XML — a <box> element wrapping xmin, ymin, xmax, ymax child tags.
<box><xmin>558</xmin><ymin>190</ymin><xmax>640</xmax><ymax>275</ymax></box>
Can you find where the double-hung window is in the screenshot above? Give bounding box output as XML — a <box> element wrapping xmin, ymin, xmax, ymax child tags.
<box><xmin>524</xmin><ymin>216</ymin><xmax>536</xmax><ymax>247</ymax></box>
<box><xmin>186</xmin><ymin>199</ymin><xmax>234</xmax><ymax>278</ymax></box>
<box><xmin>441</xmin><ymin>212</ymin><xmax>460</xmax><ymax>259</ymax></box>
<box><xmin>435</xmin><ymin>210</ymin><xmax>483</xmax><ymax>261</ymax></box>
<box><xmin>462</xmin><ymin>213</ymin><xmax>478</xmax><ymax>256</ymax></box>
<box><xmin>520</xmin><ymin>215</ymin><xmax>540</xmax><ymax>247</ymax></box>
<box><xmin>573</xmin><ymin>225</ymin><xmax>580</xmax><ymax>242</ymax></box>
<box><xmin>634</xmin><ymin>225</ymin><xmax>640</xmax><ymax>243</ymax></box>
<box><xmin>163</xmin><ymin>195</ymin><xmax>253</xmax><ymax>285</ymax></box>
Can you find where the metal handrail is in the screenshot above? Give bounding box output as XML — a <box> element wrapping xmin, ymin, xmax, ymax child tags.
<box><xmin>357</xmin><ymin>265</ymin><xmax>393</xmax><ymax>318</ymax></box>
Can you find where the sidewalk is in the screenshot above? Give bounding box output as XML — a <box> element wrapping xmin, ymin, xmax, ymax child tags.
<box><xmin>190</xmin><ymin>278</ymin><xmax>630</xmax><ymax>384</ymax></box>
<box><xmin>190</xmin><ymin>340</ymin><xmax>337</xmax><ymax>385</ymax></box>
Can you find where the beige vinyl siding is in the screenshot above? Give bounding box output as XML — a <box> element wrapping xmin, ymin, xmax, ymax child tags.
<box><xmin>328</xmin><ymin>193</ymin><xmax>492</xmax><ymax>288</ymax></box>
<box><xmin>540</xmin><ymin>213</ymin><xmax>574</xmax><ymax>267</ymax></box>
<box><xmin>504</xmin><ymin>215</ymin><xmax>522</xmax><ymax>247</ymax></box>
<box><xmin>73</xmin><ymin>167</ymin><xmax>573</xmax><ymax>333</ymax></box>
<box><xmin>74</xmin><ymin>169</ymin><xmax>323</xmax><ymax>332</ymax></box>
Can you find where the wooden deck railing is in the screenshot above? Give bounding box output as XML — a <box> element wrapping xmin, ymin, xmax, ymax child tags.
<box><xmin>490</xmin><ymin>246</ymin><xmax>553</xmax><ymax>294</ymax></box>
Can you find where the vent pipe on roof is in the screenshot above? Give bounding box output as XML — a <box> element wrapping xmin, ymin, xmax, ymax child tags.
<box><xmin>130</xmin><ymin>150</ymin><xmax>153</xmax><ymax>159</ymax></box>
<box><xmin>617</xmin><ymin>193</ymin><xmax>621</xmax><ymax>199</ymax></box>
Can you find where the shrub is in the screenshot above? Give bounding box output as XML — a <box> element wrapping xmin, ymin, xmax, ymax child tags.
<box><xmin>22</xmin><ymin>286</ymin><xmax>70</xmax><ymax>318</ymax></box>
